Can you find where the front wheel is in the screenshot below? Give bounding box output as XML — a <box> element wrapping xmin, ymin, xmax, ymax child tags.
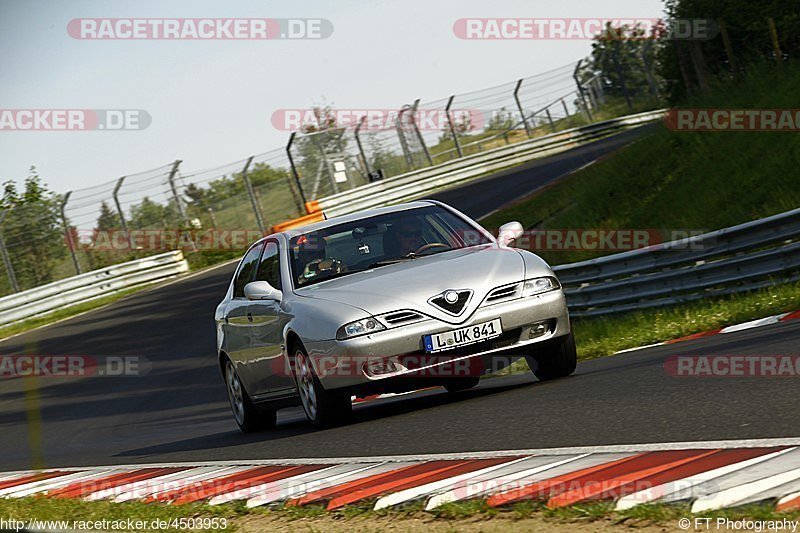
<box><xmin>224</xmin><ymin>359</ymin><xmax>277</xmax><ymax>433</ymax></box>
<box><xmin>293</xmin><ymin>346</ymin><xmax>352</xmax><ymax>428</ymax></box>
<box><xmin>525</xmin><ymin>332</ymin><xmax>578</xmax><ymax>381</ymax></box>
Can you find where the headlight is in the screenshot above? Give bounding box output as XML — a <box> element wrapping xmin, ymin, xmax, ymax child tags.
<box><xmin>336</xmin><ymin>317</ymin><xmax>386</xmax><ymax>340</ymax></box>
<box><xmin>521</xmin><ymin>277</ymin><xmax>560</xmax><ymax>297</ymax></box>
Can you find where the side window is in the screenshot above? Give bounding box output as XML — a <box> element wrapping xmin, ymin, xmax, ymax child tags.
<box><xmin>233</xmin><ymin>243</ymin><xmax>264</xmax><ymax>298</ymax></box>
<box><xmin>255</xmin><ymin>241</ymin><xmax>282</xmax><ymax>290</ymax></box>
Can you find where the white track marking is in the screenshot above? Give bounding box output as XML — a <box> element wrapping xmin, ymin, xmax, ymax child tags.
<box><xmin>614</xmin><ymin>343</ymin><xmax>666</xmax><ymax>354</ymax></box>
<box><xmin>3</xmin><ymin>469</ymin><xmax>122</xmax><ymax>498</ymax></box>
<box><xmin>660</xmin><ymin>448</ymin><xmax>800</xmax><ymax>505</ymax></box>
<box><xmin>113</xmin><ymin>467</ymin><xmax>246</xmax><ymax>502</ymax></box>
<box><xmin>0</xmin><ymin>470</ymin><xmax>93</xmax><ymax>497</ymax></box>
<box><xmin>720</xmin><ymin>313</ymin><xmax>789</xmax><ymax>334</ymax></box>
<box><xmin>85</xmin><ymin>469</ymin><xmax>199</xmax><ymax>501</ymax></box>
<box><xmin>284</xmin><ymin>462</ymin><xmax>414</xmax><ymax>501</ymax></box>
<box><xmin>208</xmin><ymin>465</ymin><xmax>343</xmax><ymax>506</ymax></box>
<box><xmin>375</xmin><ymin>456</ymin><xmax>534</xmax><ymax>510</ymax></box>
<box><xmin>778</xmin><ymin>490</ymin><xmax>800</xmax><ymax>508</ymax></box>
<box><xmin>425</xmin><ymin>455</ymin><xmax>585</xmax><ymax>510</ymax></box>
<box><xmin>692</xmin><ymin>465</ymin><xmax>800</xmax><ymax>512</ymax></box>
<box><xmin>615</xmin><ymin>448</ymin><xmax>794</xmax><ymax>510</ymax></box>
<box><xmin>246</xmin><ymin>465</ymin><xmax>408</xmax><ymax>508</ymax></box>
<box><xmin>244</xmin><ymin>464</ymin><xmax>391</xmax><ymax>508</ymax></box>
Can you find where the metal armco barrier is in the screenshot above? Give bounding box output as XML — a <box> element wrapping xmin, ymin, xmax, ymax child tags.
<box><xmin>555</xmin><ymin>207</ymin><xmax>800</xmax><ymax>317</ymax></box>
<box><xmin>313</xmin><ymin>109</ymin><xmax>665</xmax><ymax>219</ymax></box>
<box><xmin>0</xmin><ymin>251</ymin><xmax>189</xmax><ymax>327</ymax></box>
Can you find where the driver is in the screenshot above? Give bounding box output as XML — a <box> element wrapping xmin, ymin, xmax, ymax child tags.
<box><xmin>295</xmin><ymin>235</ymin><xmax>346</xmax><ymax>285</ymax></box>
<box><xmin>394</xmin><ymin>219</ymin><xmax>426</xmax><ymax>256</ymax></box>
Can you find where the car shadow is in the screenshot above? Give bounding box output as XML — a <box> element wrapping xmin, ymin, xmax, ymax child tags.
<box><xmin>114</xmin><ymin>375</ymin><xmax>537</xmax><ymax>459</ymax></box>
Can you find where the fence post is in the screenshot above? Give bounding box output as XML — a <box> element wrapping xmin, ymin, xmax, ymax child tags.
<box><xmin>718</xmin><ymin>19</ymin><xmax>738</xmax><ymax>74</ymax></box>
<box><xmin>240</xmin><ymin>156</ymin><xmax>266</xmax><ymax>234</ymax></box>
<box><xmin>573</xmin><ymin>60</ymin><xmax>593</xmax><ymax>120</ymax></box>
<box><xmin>354</xmin><ymin>116</ymin><xmax>372</xmax><ymax>177</ymax></box>
<box><xmin>513</xmin><ymin>79</ymin><xmax>532</xmax><ymax>138</ymax></box>
<box><xmin>767</xmin><ymin>17</ymin><xmax>783</xmax><ymax>64</ymax></box>
<box><xmin>166</xmin><ymin>160</ymin><xmax>187</xmax><ymax>223</ymax></box>
<box><xmin>561</xmin><ymin>98</ymin><xmax>569</xmax><ymax>118</ymax></box>
<box><xmin>60</xmin><ymin>191</ymin><xmax>81</xmax><ymax>275</ymax></box>
<box><xmin>285</xmin><ymin>132</ymin><xmax>309</xmax><ymax>212</ymax></box>
<box><xmin>396</xmin><ymin>106</ymin><xmax>415</xmax><ymax>171</ymax></box>
<box><xmin>112</xmin><ymin>176</ymin><xmax>132</xmax><ymax>249</ymax></box>
<box><xmin>0</xmin><ymin>210</ymin><xmax>19</xmax><ymax>293</ymax></box>
<box><xmin>410</xmin><ymin>99</ymin><xmax>433</xmax><ymax>166</ymax></box>
<box><xmin>444</xmin><ymin>95</ymin><xmax>463</xmax><ymax>158</ymax></box>
<box><xmin>545</xmin><ymin>107</ymin><xmax>557</xmax><ymax>132</ymax></box>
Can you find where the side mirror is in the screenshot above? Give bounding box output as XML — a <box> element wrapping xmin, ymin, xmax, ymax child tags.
<box><xmin>244</xmin><ymin>281</ymin><xmax>282</xmax><ymax>302</ymax></box>
<box><xmin>498</xmin><ymin>221</ymin><xmax>524</xmax><ymax>247</ymax></box>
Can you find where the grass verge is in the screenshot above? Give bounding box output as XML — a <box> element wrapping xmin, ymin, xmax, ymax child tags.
<box><xmin>1</xmin><ymin>496</ymin><xmax>798</xmax><ymax>532</ymax></box>
<box><xmin>479</xmin><ymin>61</ymin><xmax>800</xmax><ymax>266</ymax></box>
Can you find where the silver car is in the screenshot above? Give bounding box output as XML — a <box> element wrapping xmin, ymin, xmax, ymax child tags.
<box><xmin>215</xmin><ymin>200</ymin><xmax>576</xmax><ymax>432</ymax></box>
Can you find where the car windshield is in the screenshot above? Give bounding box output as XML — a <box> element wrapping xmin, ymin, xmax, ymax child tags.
<box><xmin>289</xmin><ymin>205</ymin><xmax>491</xmax><ymax>288</ymax></box>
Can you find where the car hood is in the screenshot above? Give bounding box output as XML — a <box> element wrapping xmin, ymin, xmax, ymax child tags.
<box><xmin>294</xmin><ymin>245</ymin><xmax>526</xmax><ymax>323</ymax></box>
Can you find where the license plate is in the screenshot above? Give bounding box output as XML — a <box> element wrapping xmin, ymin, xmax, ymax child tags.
<box><xmin>423</xmin><ymin>319</ymin><xmax>503</xmax><ymax>353</ymax></box>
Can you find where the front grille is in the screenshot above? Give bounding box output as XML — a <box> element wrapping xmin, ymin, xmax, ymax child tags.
<box><xmin>486</xmin><ymin>284</ymin><xmax>520</xmax><ymax>302</ymax></box>
<box><xmin>383</xmin><ymin>311</ymin><xmax>424</xmax><ymax>326</ymax></box>
<box><xmin>429</xmin><ymin>290</ymin><xmax>472</xmax><ymax>315</ymax></box>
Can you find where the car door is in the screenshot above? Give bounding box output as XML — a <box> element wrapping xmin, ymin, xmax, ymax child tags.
<box><xmin>248</xmin><ymin>240</ymin><xmax>295</xmax><ymax>396</ymax></box>
<box><xmin>222</xmin><ymin>241</ymin><xmax>264</xmax><ymax>394</ymax></box>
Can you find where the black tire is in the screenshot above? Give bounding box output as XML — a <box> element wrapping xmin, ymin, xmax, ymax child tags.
<box><xmin>526</xmin><ymin>332</ymin><xmax>578</xmax><ymax>381</ymax></box>
<box><xmin>292</xmin><ymin>343</ymin><xmax>352</xmax><ymax>428</ymax></box>
<box><xmin>224</xmin><ymin>358</ymin><xmax>277</xmax><ymax>433</ymax></box>
<box><xmin>443</xmin><ymin>376</ymin><xmax>481</xmax><ymax>393</ymax></box>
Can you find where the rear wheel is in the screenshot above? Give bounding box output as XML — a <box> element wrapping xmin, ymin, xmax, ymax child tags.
<box><xmin>293</xmin><ymin>345</ymin><xmax>352</xmax><ymax>428</ymax></box>
<box><xmin>443</xmin><ymin>376</ymin><xmax>480</xmax><ymax>393</ymax></box>
<box><xmin>224</xmin><ymin>359</ymin><xmax>277</xmax><ymax>433</ymax></box>
<box><xmin>526</xmin><ymin>332</ymin><xmax>577</xmax><ymax>381</ymax></box>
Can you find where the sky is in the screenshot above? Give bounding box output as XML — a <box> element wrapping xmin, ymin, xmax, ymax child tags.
<box><xmin>0</xmin><ymin>0</ymin><xmax>665</xmax><ymax>193</ymax></box>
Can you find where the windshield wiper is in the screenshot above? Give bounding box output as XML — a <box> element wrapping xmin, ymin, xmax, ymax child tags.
<box><xmin>366</xmin><ymin>254</ymin><xmax>416</xmax><ymax>269</ymax></box>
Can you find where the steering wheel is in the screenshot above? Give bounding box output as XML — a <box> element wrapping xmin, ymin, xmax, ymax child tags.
<box><xmin>414</xmin><ymin>242</ymin><xmax>451</xmax><ymax>255</ymax></box>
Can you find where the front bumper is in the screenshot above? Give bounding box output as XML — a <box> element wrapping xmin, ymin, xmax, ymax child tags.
<box><xmin>303</xmin><ymin>289</ymin><xmax>570</xmax><ymax>391</ymax></box>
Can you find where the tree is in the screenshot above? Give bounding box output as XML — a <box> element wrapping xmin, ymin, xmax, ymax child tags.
<box><xmin>96</xmin><ymin>201</ymin><xmax>119</xmax><ymax>230</ymax></box>
<box><xmin>0</xmin><ymin>167</ymin><xmax>65</xmax><ymax>289</ymax></box>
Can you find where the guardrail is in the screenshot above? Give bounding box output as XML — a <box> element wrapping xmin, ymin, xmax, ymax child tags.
<box><xmin>0</xmin><ymin>251</ymin><xmax>189</xmax><ymax>328</ymax></box>
<box><xmin>312</xmin><ymin>109</ymin><xmax>665</xmax><ymax>219</ymax></box>
<box><xmin>554</xmin><ymin>207</ymin><xmax>800</xmax><ymax>317</ymax></box>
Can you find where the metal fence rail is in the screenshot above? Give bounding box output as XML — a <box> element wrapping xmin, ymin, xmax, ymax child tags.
<box><xmin>555</xmin><ymin>207</ymin><xmax>800</xmax><ymax>317</ymax></box>
<box><xmin>315</xmin><ymin>109</ymin><xmax>665</xmax><ymax>219</ymax></box>
<box><xmin>0</xmin><ymin>251</ymin><xmax>189</xmax><ymax>327</ymax></box>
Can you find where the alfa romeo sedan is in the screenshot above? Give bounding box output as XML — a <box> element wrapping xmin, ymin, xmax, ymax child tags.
<box><xmin>215</xmin><ymin>200</ymin><xmax>576</xmax><ymax>432</ymax></box>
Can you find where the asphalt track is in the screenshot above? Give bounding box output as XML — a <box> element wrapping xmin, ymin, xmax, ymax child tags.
<box><xmin>1</xmin><ymin>124</ymin><xmax>797</xmax><ymax>472</ymax></box>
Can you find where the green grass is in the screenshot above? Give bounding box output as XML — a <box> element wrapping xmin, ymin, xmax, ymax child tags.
<box><xmin>480</xmin><ymin>61</ymin><xmax>800</xmax><ymax>266</ymax></box>
<box><xmin>492</xmin><ymin>280</ymin><xmax>800</xmax><ymax>378</ymax></box>
<box><xmin>1</xmin><ymin>495</ymin><xmax>798</xmax><ymax>532</ymax></box>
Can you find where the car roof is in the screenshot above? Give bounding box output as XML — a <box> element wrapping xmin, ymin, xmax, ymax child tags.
<box><xmin>280</xmin><ymin>200</ymin><xmax>439</xmax><ymax>239</ymax></box>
